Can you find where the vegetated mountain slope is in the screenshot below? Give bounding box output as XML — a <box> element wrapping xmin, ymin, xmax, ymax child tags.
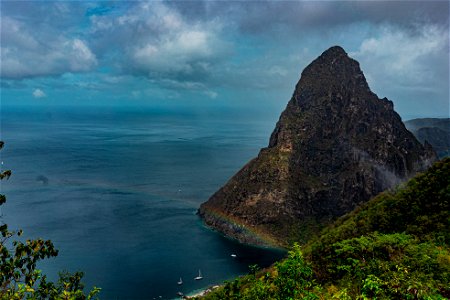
<box><xmin>200</xmin><ymin>158</ymin><xmax>450</xmax><ymax>300</ymax></box>
<box><xmin>405</xmin><ymin>118</ymin><xmax>450</xmax><ymax>159</ymax></box>
<box><xmin>199</xmin><ymin>46</ymin><xmax>436</xmax><ymax>247</ymax></box>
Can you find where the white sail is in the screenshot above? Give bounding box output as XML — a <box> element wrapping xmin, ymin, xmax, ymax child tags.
<box><xmin>194</xmin><ymin>269</ymin><xmax>203</xmax><ymax>280</ymax></box>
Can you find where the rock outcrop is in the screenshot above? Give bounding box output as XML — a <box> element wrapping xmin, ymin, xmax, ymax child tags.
<box><xmin>198</xmin><ymin>46</ymin><xmax>437</xmax><ymax>246</ymax></box>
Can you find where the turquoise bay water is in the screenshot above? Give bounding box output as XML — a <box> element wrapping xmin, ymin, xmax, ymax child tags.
<box><xmin>0</xmin><ymin>106</ymin><xmax>285</xmax><ymax>299</ymax></box>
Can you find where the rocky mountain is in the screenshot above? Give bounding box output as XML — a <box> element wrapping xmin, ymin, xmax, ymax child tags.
<box><xmin>198</xmin><ymin>46</ymin><xmax>437</xmax><ymax>247</ymax></box>
<box><xmin>405</xmin><ymin>118</ymin><xmax>450</xmax><ymax>158</ymax></box>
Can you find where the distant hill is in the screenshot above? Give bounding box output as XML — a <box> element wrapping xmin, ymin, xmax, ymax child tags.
<box><xmin>405</xmin><ymin>118</ymin><xmax>449</xmax><ymax>132</ymax></box>
<box><xmin>199</xmin><ymin>158</ymin><xmax>450</xmax><ymax>300</ymax></box>
<box><xmin>199</xmin><ymin>46</ymin><xmax>436</xmax><ymax>247</ymax></box>
<box><xmin>405</xmin><ymin>118</ymin><xmax>450</xmax><ymax>158</ymax></box>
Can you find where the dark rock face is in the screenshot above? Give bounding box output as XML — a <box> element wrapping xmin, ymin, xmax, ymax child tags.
<box><xmin>198</xmin><ymin>46</ymin><xmax>437</xmax><ymax>246</ymax></box>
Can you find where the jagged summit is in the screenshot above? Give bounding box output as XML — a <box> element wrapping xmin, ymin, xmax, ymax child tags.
<box><xmin>292</xmin><ymin>46</ymin><xmax>370</xmax><ymax>109</ymax></box>
<box><xmin>199</xmin><ymin>46</ymin><xmax>436</xmax><ymax>247</ymax></box>
<box><xmin>305</xmin><ymin>45</ymin><xmax>351</xmax><ymax>69</ymax></box>
<box><xmin>323</xmin><ymin>45</ymin><xmax>347</xmax><ymax>53</ymax></box>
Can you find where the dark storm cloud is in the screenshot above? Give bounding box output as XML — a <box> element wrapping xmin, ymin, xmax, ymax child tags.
<box><xmin>169</xmin><ymin>1</ymin><xmax>449</xmax><ymax>35</ymax></box>
<box><xmin>2</xmin><ymin>1</ymin><xmax>447</xmax><ymax>82</ymax></box>
<box><xmin>351</xmin><ymin>1</ymin><xmax>449</xmax><ymax>27</ymax></box>
<box><xmin>1</xmin><ymin>1</ymin><xmax>88</xmax><ymax>30</ymax></box>
<box><xmin>167</xmin><ymin>0</ymin><xmax>449</xmax><ymax>116</ymax></box>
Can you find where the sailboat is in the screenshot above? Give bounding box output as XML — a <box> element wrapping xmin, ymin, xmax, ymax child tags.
<box><xmin>177</xmin><ymin>277</ymin><xmax>183</xmax><ymax>285</ymax></box>
<box><xmin>194</xmin><ymin>269</ymin><xmax>203</xmax><ymax>280</ymax></box>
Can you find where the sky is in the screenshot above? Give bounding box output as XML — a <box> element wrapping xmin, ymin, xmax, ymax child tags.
<box><xmin>1</xmin><ymin>0</ymin><xmax>449</xmax><ymax>119</ymax></box>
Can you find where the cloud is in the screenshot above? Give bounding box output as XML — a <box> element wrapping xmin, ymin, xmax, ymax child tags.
<box><xmin>204</xmin><ymin>90</ymin><xmax>218</xmax><ymax>99</ymax></box>
<box><xmin>32</xmin><ymin>88</ymin><xmax>46</xmax><ymax>98</ymax></box>
<box><xmin>168</xmin><ymin>1</ymin><xmax>448</xmax><ymax>39</ymax></box>
<box><xmin>1</xmin><ymin>15</ymin><xmax>98</xmax><ymax>79</ymax></box>
<box><xmin>131</xmin><ymin>29</ymin><xmax>217</xmax><ymax>76</ymax></box>
<box><xmin>88</xmin><ymin>2</ymin><xmax>230</xmax><ymax>87</ymax></box>
<box><xmin>351</xmin><ymin>24</ymin><xmax>448</xmax><ymax>91</ymax></box>
<box><xmin>155</xmin><ymin>79</ymin><xmax>218</xmax><ymax>99</ymax></box>
<box><xmin>163</xmin><ymin>1</ymin><xmax>449</xmax><ymax>93</ymax></box>
<box><xmin>0</xmin><ymin>1</ymin><xmax>447</xmax><ymax>115</ymax></box>
<box><xmin>349</xmin><ymin>23</ymin><xmax>449</xmax><ymax>119</ymax></box>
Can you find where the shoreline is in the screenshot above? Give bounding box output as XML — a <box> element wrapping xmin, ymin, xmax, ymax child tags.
<box><xmin>183</xmin><ymin>285</ymin><xmax>221</xmax><ymax>299</ymax></box>
<box><xmin>169</xmin><ymin>284</ymin><xmax>221</xmax><ymax>300</ymax></box>
<box><xmin>197</xmin><ymin>216</ymin><xmax>287</xmax><ymax>251</ymax></box>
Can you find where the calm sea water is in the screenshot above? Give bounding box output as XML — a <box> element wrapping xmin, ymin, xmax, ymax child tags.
<box><xmin>0</xmin><ymin>105</ymin><xmax>285</xmax><ymax>300</ymax></box>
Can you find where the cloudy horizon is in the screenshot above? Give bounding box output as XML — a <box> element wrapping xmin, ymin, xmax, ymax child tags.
<box><xmin>1</xmin><ymin>1</ymin><xmax>449</xmax><ymax>119</ymax></box>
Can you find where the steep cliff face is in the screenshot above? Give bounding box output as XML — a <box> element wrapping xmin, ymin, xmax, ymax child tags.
<box><xmin>198</xmin><ymin>46</ymin><xmax>437</xmax><ymax>247</ymax></box>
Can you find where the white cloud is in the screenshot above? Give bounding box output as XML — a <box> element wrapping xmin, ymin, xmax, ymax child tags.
<box><xmin>32</xmin><ymin>88</ymin><xmax>46</xmax><ymax>98</ymax></box>
<box><xmin>89</xmin><ymin>2</ymin><xmax>228</xmax><ymax>83</ymax></box>
<box><xmin>204</xmin><ymin>90</ymin><xmax>218</xmax><ymax>99</ymax></box>
<box><xmin>349</xmin><ymin>24</ymin><xmax>449</xmax><ymax>118</ymax></box>
<box><xmin>1</xmin><ymin>16</ymin><xmax>97</xmax><ymax>79</ymax></box>
<box><xmin>68</xmin><ymin>39</ymin><xmax>97</xmax><ymax>72</ymax></box>
<box><xmin>351</xmin><ymin>25</ymin><xmax>448</xmax><ymax>87</ymax></box>
<box><xmin>131</xmin><ymin>29</ymin><xmax>218</xmax><ymax>75</ymax></box>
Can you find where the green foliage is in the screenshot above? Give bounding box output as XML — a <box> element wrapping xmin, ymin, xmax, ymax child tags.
<box><xmin>325</xmin><ymin>233</ymin><xmax>449</xmax><ymax>298</ymax></box>
<box><xmin>202</xmin><ymin>243</ymin><xmax>319</xmax><ymax>300</ymax></box>
<box><xmin>273</xmin><ymin>243</ymin><xmax>315</xmax><ymax>300</ymax></box>
<box><xmin>201</xmin><ymin>158</ymin><xmax>450</xmax><ymax>299</ymax></box>
<box><xmin>0</xmin><ymin>141</ymin><xmax>100</xmax><ymax>299</ymax></box>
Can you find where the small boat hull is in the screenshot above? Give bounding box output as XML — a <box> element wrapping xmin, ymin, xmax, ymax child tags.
<box><xmin>194</xmin><ymin>269</ymin><xmax>203</xmax><ymax>280</ymax></box>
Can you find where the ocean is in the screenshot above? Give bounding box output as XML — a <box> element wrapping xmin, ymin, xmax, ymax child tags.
<box><xmin>0</xmin><ymin>105</ymin><xmax>285</xmax><ymax>299</ymax></box>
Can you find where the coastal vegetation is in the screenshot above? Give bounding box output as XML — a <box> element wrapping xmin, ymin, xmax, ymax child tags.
<box><xmin>0</xmin><ymin>142</ymin><xmax>100</xmax><ymax>300</ymax></box>
<box><xmin>199</xmin><ymin>158</ymin><xmax>450</xmax><ymax>299</ymax></box>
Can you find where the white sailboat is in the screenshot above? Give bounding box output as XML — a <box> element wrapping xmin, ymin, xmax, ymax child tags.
<box><xmin>177</xmin><ymin>277</ymin><xmax>183</xmax><ymax>285</ymax></box>
<box><xmin>194</xmin><ymin>269</ymin><xmax>203</xmax><ymax>280</ymax></box>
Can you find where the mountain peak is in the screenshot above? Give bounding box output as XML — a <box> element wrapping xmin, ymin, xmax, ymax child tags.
<box><xmin>199</xmin><ymin>46</ymin><xmax>437</xmax><ymax>247</ymax></box>
<box><xmin>292</xmin><ymin>45</ymin><xmax>369</xmax><ymax>108</ymax></box>
<box><xmin>320</xmin><ymin>45</ymin><xmax>348</xmax><ymax>57</ymax></box>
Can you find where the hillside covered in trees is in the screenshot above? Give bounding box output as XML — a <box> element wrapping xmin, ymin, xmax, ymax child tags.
<box><xmin>198</xmin><ymin>158</ymin><xmax>450</xmax><ymax>299</ymax></box>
